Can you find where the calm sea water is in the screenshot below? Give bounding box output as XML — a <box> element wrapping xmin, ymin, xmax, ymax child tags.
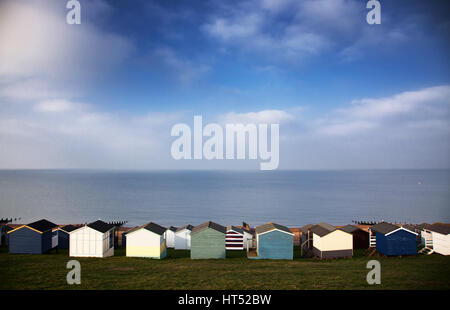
<box><xmin>0</xmin><ymin>170</ymin><xmax>449</xmax><ymax>227</ymax></box>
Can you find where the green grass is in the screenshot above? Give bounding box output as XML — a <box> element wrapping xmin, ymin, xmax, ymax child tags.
<box><xmin>0</xmin><ymin>247</ymin><xmax>449</xmax><ymax>290</ymax></box>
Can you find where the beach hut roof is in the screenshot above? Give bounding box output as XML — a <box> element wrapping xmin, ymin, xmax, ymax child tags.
<box><xmin>370</xmin><ymin>222</ymin><xmax>399</xmax><ymax>235</ymax></box>
<box><xmin>168</xmin><ymin>226</ymin><xmax>178</xmax><ymax>232</ymax></box>
<box><xmin>427</xmin><ymin>223</ymin><xmax>450</xmax><ymax>235</ymax></box>
<box><xmin>58</xmin><ymin>225</ymin><xmax>78</xmax><ymax>233</ymax></box>
<box><xmin>310</xmin><ymin>222</ymin><xmax>337</xmax><ymax>237</ymax></box>
<box><xmin>126</xmin><ymin>222</ymin><xmax>167</xmax><ymax>236</ymax></box>
<box><xmin>340</xmin><ymin>224</ymin><xmax>363</xmax><ymax>234</ymax></box>
<box><xmin>255</xmin><ymin>222</ymin><xmax>292</xmax><ymax>235</ymax></box>
<box><xmin>87</xmin><ymin>220</ymin><xmax>115</xmax><ymax>233</ymax></box>
<box><xmin>27</xmin><ymin>219</ymin><xmax>58</xmax><ymax>233</ymax></box>
<box><xmin>299</xmin><ymin>224</ymin><xmax>313</xmax><ymax>233</ymax></box>
<box><xmin>191</xmin><ymin>221</ymin><xmax>226</xmax><ymax>234</ymax></box>
<box><xmin>227</xmin><ymin>225</ymin><xmax>244</xmax><ymax>234</ymax></box>
<box><xmin>176</xmin><ymin>224</ymin><xmax>193</xmax><ymax>232</ymax></box>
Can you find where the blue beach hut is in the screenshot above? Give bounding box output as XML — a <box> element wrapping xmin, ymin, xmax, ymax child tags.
<box><xmin>8</xmin><ymin>219</ymin><xmax>58</xmax><ymax>254</ymax></box>
<box><xmin>370</xmin><ymin>222</ymin><xmax>417</xmax><ymax>256</ymax></box>
<box><xmin>57</xmin><ymin>225</ymin><xmax>78</xmax><ymax>249</ymax></box>
<box><xmin>248</xmin><ymin>222</ymin><xmax>294</xmax><ymax>260</ymax></box>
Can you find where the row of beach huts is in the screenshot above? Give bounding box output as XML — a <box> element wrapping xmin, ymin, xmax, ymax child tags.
<box><xmin>1</xmin><ymin>219</ymin><xmax>449</xmax><ymax>259</ymax></box>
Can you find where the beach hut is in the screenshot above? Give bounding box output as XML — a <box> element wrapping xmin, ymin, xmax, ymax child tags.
<box><xmin>310</xmin><ymin>222</ymin><xmax>353</xmax><ymax>259</ymax></box>
<box><xmin>299</xmin><ymin>224</ymin><xmax>313</xmax><ymax>249</ymax></box>
<box><xmin>174</xmin><ymin>224</ymin><xmax>193</xmax><ymax>250</ymax></box>
<box><xmin>226</xmin><ymin>226</ymin><xmax>245</xmax><ymax>250</ymax></box>
<box><xmin>165</xmin><ymin>226</ymin><xmax>177</xmax><ymax>248</ymax></box>
<box><xmin>421</xmin><ymin>223</ymin><xmax>450</xmax><ymax>255</ymax></box>
<box><xmin>340</xmin><ymin>224</ymin><xmax>369</xmax><ymax>249</ymax></box>
<box><xmin>249</xmin><ymin>222</ymin><xmax>294</xmax><ymax>260</ymax></box>
<box><xmin>225</xmin><ymin>226</ymin><xmax>253</xmax><ymax>250</ymax></box>
<box><xmin>125</xmin><ymin>222</ymin><xmax>167</xmax><ymax>259</ymax></box>
<box><xmin>8</xmin><ymin>219</ymin><xmax>58</xmax><ymax>254</ymax></box>
<box><xmin>0</xmin><ymin>225</ymin><xmax>13</xmax><ymax>247</ymax></box>
<box><xmin>57</xmin><ymin>225</ymin><xmax>78</xmax><ymax>250</ymax></box>
<box><xmin>243</xmin><ymin>227</ymin><xmax>253</xmax><ymax>249</ymax></box>
<box><xmin>190</xmin><ymin>221</ymin><xmax>226</xmax><ymax>259</ymax></box>
<box><xmin>370</xmin><ymin>222</ymin><xmax>417</xmax><ymax>256</ymax></box>
<box><xmin>69</xmin><ymin>220</ymin><xmax>115</xmax><ymax>258</ymax></box>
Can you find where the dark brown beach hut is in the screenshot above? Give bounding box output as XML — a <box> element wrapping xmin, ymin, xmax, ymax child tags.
<box><xmin>340</xmin><ymin>224</ymin><xmax>369</xmax><ymax>249</ymax></box>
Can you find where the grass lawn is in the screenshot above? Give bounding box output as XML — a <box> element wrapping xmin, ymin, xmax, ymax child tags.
<box><xmin>0</xmin><ymin>247</ymin><xmax>449</xmax><ymax>290</ymax></box>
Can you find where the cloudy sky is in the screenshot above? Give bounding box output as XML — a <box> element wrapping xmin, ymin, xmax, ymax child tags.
<box><xmin>0</xmin><ymin>0</ymin><xmax>449</xmax><ymax>170</ymax></box>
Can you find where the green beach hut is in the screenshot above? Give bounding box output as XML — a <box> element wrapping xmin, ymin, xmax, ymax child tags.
<box><xmin>190</xmin><ymin>221</ymin><xmax>226</xmax><ymax>259</ymax></box>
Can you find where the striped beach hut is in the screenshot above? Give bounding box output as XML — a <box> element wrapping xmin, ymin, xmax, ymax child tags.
<box><xmin>165</xmin><ymin>226</ymin><xmax>177</xmax><ymax>248</ymax></box>
<box><xmin>226</xmin><ymin>226</ymin><xmax>245</xmax><ymax>250</ymax></box>
<box><xmin>190</xmin><ymin>221</ymin><xmax>226</xmax><ymax>259</ymax></box>
<box><xmin>310</xmin><ymin>222</ymin><xmax>353</xmax><ymax>259</ymax></box>
<box><xmin>57</xmin><ymin>225</ymin><xmax>78</xmax><ymax>249</ymax></box>
<box><xmin>174</xmin><ymin>224</ymin><xmax>193</xmax><ymax>250</ymax></box>
<box><xmin>340</xmin><ymin>224</ymin><xmax>369</xmax><ymax>249</ymax></box>
<box><xmin>125</xmin><ymin>222</ymin><xmax>167</xmax><ymax>259</ymax></box>
<box><xmin>69</xmin><ymin>220</ymin><xmax>115</xmax><ymax>258</ymax></box>
<box><xmin>8</xmin><ymin>219</ymin><xmax>58</xmax><ymax>254</ymax></box>
<box><xmin>370</xmin><ymin>222</ymin><xmax>417</xmax><ymax>256</ymax></box>
<box><xmin>226</xmin><ymin>226</ymin><xmax>253</xmax><ymax>250</ymax></box>
<box><xmin>249</xmin><ymin>222</ymin><xmax>294</xmax><ymax>260</ymax></box>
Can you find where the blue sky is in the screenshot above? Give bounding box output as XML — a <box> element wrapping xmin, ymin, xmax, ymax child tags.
<box><xmin>0</xmin><ymin>0</ymin><xmax>449</xmax><ymax>169</ymax></box>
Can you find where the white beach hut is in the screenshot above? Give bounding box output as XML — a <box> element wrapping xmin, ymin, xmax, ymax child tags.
<box><xmin>125</xmin><ymin>222</ymin><xmax>167</xmax><ymax>259</ymax></box>
<box><xmin>174</xmin><ymin>224</ymin><xmax>193</xmax><ymax>250</ymax></box>
<box><xmin>69</xmin><ymin>220</ymin><xmax>115</xmax><ymax>258</ymax></box>
<box><xmin>165</xmin><ymin>226</ymin><xmax>177</xmax><ymax>248</ymax></box>
<box><xmin>421</xmin><ymin>223</ymin><xmax>450</xmax><ymax>255</ymax></box>
<box><xmin>310</xmin><ymin>222</ymin><xmax>353</xmax><ymax>259</ymax></box>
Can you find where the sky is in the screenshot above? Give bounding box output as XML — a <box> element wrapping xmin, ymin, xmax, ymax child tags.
<box><xmin>0</xmin><ymin>0</ymin><xmax>449</xmax><ymax>170</ymax></box>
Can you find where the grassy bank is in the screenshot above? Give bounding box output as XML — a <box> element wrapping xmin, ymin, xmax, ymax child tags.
<box><xmin>0</xmin><ymin>247</ymin><xmax>449</xmax><ymax>290</ymax></box>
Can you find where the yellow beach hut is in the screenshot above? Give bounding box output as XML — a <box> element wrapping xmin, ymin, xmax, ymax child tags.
<box><xmin>125</xmin><ymin>222</ymin><xmax>167</xmax><ymax>259</ymax></box>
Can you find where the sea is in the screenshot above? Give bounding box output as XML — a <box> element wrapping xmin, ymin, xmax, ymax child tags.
<box><xmin>0</xmin><ymin>169</ymin><xmax>449</xmax><ymax>227</ymax></box>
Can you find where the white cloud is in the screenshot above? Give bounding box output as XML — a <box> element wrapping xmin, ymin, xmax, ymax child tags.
<box><xmin>342</xmin><ymin>85</ymin><xmax>450</xmax><ymax>121</ymax></box>
<box><xmin>312</xmin><ymin>85</ymin><xmax>450</xmax><ymax>137</ymax></box>
<box><xmin>202</xmin><ymin>0</ymin><xmax>413</xmax><ymax>63</ymax></box>
<box><xmin>0</xmin><ymin>0</ymin><xmax>134</xmax><ymax>99</ymax></box>
<box><xmin>34</xmin><ymin>100</ymin><xmax>82</xmax><ymax>113</ymax></box>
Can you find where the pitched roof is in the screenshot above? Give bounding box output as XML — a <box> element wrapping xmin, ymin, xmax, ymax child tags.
<box><xmin>27</xmin><ymin>219</ymin><xmax>58</xmax><ymax>233</ymax></box>
<box><xmin>176</xmin><ymin>224</ymin><xmax>193</xmax><ymax>232</ymax></box>
<box><xmin>191</xmin><ymin>221</ymin><xmax>226</xmax><ymax>234</ymax></box>
<box><xmin>427</xmin><ymin>223</ymin><xmax>450</xmax><ymax>235</ymax></box>
<box><xmin>125</xmin><ymin>222</ymin><xmax>167</xmax><ymax>236</ymax></box>
<box><xmin>340</xmin><ymin>224</ymin><xmax>363</xmax><ymax>234</ymax></box>
<box><xmin>310</xmin><ymin>222</ymin><xmax>337</xmax><ymax>237</ymax></box>
<box><xmin>87</xmin><ymin>220</ymin><xmax>115</xmax><ymax>233</ymax></box>
<box><xmin>144</xmin><ymin>222</ymin><xmax>167</xmax><ymax>235</ymax></box>
<box><xmin>59</xmin><ymin>225</ymin><xmax>78</xmax><ymax>233</ymax></box>
<box><xmin>255</xmin><ymin>222</ymin><xmax>292</xmax><ymax>235</ymax></box>
<box><xmin>168</xmin><ymin>226</ymin><xmax>178</xmax><ymax>232</ymax></box>
<box><xmin>299</xmin><ymin>224</ymin><xmax>313</xmax><ymax>233</ymax></box>
<box><xmin>370</xmin><ymin>222</ymin><xmax>399</xmax><ymax>235</ymax></box>
<box><xmin>227</xmin><ymin>225</ymin><xmax>244</xmax><ymax>234</ymax></box>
